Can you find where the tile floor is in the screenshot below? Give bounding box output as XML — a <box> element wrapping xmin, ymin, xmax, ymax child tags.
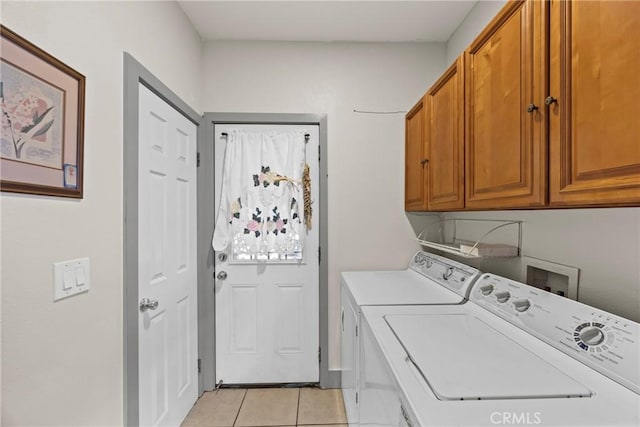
<box><xmin>181</xmin><ymin>387</ymin><xmax>347</xmax><ymax>427</ymax></box>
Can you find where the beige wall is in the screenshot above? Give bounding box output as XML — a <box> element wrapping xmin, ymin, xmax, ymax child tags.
<box><xmin>445</xmin><ymin>0</ymin><xmax>506</xmax><ymax>65</ymax></box>
<box><xmin>201</xmin><ymin>40</ymin><xmax>446</xmax><ymax>369</ymax></box>
<box><xmin>1</xmin><ymin>1</ymin><xmax>202</xmax><ymax>425</ymax></box>
<box><xmin>435</xmin><ymin>209</ymin><xmax>640</xmax><ymax>323</ymax></box>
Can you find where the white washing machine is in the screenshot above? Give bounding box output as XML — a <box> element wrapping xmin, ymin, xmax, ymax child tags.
<box><xmin>340</xmin><ymin>251</ymin><xmax>481</xmax><ymax>425</ymax></box>
<box><xmin>361</xmin><ymin>273</ymin><xmax>640</xmax><ymax>426</ymax></box>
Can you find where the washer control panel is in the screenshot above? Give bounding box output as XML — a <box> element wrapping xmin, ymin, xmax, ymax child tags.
<box><xmin>470</xmin><ymin>274</ymin><xmax>640</xmax><ymax>395</ymax></box>
<box><xmin>409</xmin><ymin>252</ymin><xmax>480</xmax><ymax>297</ymax></box>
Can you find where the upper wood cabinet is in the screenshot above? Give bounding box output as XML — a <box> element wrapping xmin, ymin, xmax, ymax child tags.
<box><xmin>464</xmin><ymin>0</ymin><xmax>548</xmax><ymax>209</ymax></box>
<box><xmin>548</xmin><ymin>0</ymin><xmax>640</xmax><ymax>206</ymax></box>
<box><xmin>405</xmin><ymin>97</ymin><xmax>428</xmax><ymax>211</ymax></box>
<box><xmin>405</xmin><ymin>0</ymin><xmax>640</xmax><ymax>211</ymax></box>
<box><xmin>426</xmin><ymin>56</ymin><xmax>465</xmax><ymax>211</ymax></box>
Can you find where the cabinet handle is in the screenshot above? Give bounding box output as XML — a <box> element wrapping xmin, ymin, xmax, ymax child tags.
<box><xmin>545</xmin><ymin>96</ymin><xmax>558</xmax><ymax>106</ymax></box>
<box><xmin>526</xmin><ymin>103</ymin><xmax>539</xmax><ymax>113</ymax></box>
<box><xmin>420</xmin><ymin>159</ymin><xmax>429</xmax><ymax>166</ymax></box>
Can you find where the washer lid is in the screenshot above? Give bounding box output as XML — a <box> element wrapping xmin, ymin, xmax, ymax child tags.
<box><xmin>342</xmin><ymin>270</ymin><xmax>464</xmax><ymax>306</ymax></box>
<box><xmin>385</xmin><ymin>314</ymin><xmax>593</xmax><ymax>400</ymax></box>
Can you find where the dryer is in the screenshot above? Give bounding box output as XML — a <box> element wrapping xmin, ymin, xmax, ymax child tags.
<box><xmin>361</xmin><ymin>274</ymin><xmax>640</xmax><ymax>426</ymax></box>
<box><xmin>340</xmin><ymin>251</ymin><xmax>481</xmax><ymax>425</ymax></box>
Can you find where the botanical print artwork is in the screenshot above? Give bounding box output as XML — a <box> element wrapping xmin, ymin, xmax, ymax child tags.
<box><xmin>0</xmin><ymin>60</ymin><xmax>64</xmax><ymax>169</ymax></box>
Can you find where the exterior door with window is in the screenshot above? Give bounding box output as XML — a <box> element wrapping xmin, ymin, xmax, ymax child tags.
<box><xmin>213</xmin><ymin>124</ymin><xmax>320</xmax><ymax>384</ymax></box>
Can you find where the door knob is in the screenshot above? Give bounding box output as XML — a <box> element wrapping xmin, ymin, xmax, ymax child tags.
<box><xmin>217</xmin><ymin>271</ymin><xmax>228</xmax><ymax>280</ymax></box>
<box><xmin>139</xmin><ymin>298</ymin><xmax>159</xmax><ymax>312</ymax></box>
<box><xmin>526</xmin><ymin>103</ymin><xmax>539</xmax><ymax>113</ymax></box>
<box><xmin>545</xmin><ymin>96</ymin><xmax>558</xmax><ymax>106</ymax></box>
<box><xmin>420</xmin><ymin>159</ymin><xmax>429</xmax><ymax>166</ymax></box>
<box><xmin>217</xmin><ymin>252</ymin><xmax>228</xmax><ymax>262</ymax></box>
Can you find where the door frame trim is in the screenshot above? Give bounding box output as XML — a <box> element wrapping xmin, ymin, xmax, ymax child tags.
<box><xmin>200</xmin><ymin>113</ymin><xmax>339</xmax><ymax>391</ymax></box>
<box><xmin>123</xmin><ymin>53</ymin><xmax>201</xmax><ymax>427</ymax></box>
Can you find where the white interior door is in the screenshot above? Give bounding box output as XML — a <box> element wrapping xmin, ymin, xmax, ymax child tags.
<box><xmin>214</xmin><ymin>124</ymin><xmax>319</xmax><ymax>384</ymax></box>
<box><xmin>138</xmin><ymin>84</ymin><xmax>198</xmax><ymax>426</ymax></box>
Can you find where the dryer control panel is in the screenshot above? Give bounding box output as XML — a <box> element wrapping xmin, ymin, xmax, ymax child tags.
<box><xmin>470</xmin><ymin>274</ymin><xmax>640</xmax><ymax>395</ymax></box>
<box><xmin>409</xmin><ymin>252</ymin><xmax>480</xmax><ymax>298</ymax></box>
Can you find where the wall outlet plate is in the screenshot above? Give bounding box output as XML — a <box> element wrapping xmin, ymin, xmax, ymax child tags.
<box><xmin>53</xmin><ymin>257</ymin><xmax>90</xmax><ymax>301</ymax></box>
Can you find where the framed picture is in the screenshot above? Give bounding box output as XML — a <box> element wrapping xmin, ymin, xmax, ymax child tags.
<box><xmin>1</xmin><ymin>25</ymin><xmax>85</xmax><ymax>198</ymax></box>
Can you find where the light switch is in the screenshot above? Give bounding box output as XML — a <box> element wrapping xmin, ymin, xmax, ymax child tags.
<box><xmin>63</xmin><ymin>269</ymin><xmax>75</xmax><ymax>290</ymax></box>
<box><xmin>75</xmin><ymin>266</ymin><xmax>86</xmax><ymax>286</ymax></box>
<box><xmin>54</xmin><ymin>257</ymin><xmax>90</xmax><ymax>301</ymax></box>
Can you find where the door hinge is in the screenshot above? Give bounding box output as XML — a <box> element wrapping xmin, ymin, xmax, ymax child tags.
<box><xmin>318</xmin><ymin>246</ymin><xmax>321</xmax><ymax>264</ymax></box>
<box><xmin>356</xmin><ymin>391</ymin><xmax>359</xmax><ymax>404</ymax></box>
<box><xmin>197</xmin><ymin>152</ymin><xmax>200</xmax><ymax>167</ymax></box>
<box><xmin>318</xmin><ymin>347</ymin><xmax>321</xmax><ymax>364</ymax></box>
<box><xmin>318</xmin><ymin>145</ymin><xmax>321</xmax><ymax>161</ymax></box>
<box><xmin>197</xmin><ymin>358</ymin><xmax>201</xmax><ymax>373</ymax></box>
<box><xmin>355</xmin><ymin>325</ymin><xmax>358</xmax><ymax>337</ymax></box>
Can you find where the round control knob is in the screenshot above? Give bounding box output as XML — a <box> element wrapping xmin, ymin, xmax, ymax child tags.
<box><xmin>513</xmin><ymin>299</ymin><xmax>531</xmax><ymax>313</ymax></box>
<box><xmin>579</xmin><ymin>327</ymin><xmax>605</xmax><ymax>346</ymax></box>
<box><xmin>480</xmin><ymin>284</ymin><xmax>494</xmax><ymax>296</ymax></box>
<box><xmin>495</xmin><ymin>290</ymin><xmax>511</xmax><ymax>303</ymax></box>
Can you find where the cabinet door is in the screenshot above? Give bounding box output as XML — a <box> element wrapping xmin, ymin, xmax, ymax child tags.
<box><xmin>549</xmin><ymin>0</ymin><xmax>640</xmax><ymax>206</ymax></box>
<box><xmin>426</xmin><ymin>56</ymin><xmax>465</xmax><ymax>211</ymax></box>
<box><xmin>465</xmin><ymin>0</ymin><xmax>547</xmax><ymax>209</ymax></box>
<box><xmin>405</xmin><ymin>97</ymin><xmax>428</xmax><ymax>211</ymax></box>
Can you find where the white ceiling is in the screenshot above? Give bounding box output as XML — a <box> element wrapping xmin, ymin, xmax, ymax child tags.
<box><xmin>178</xmin><ymin>1</ymin><xmax>478</xmax><ymax>43</ymax></box>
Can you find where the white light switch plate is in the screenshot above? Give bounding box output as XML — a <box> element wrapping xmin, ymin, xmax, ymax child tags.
<box><xmin>54</xmin><ymin>257</ymin><xmax>90</xmax><ymax>301</ymax></box>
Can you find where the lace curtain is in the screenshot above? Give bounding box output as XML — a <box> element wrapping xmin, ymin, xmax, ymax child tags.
<box><xmin>212</xmin><ymin>129</ymin><xmax>308</xmax><ymax>261</ymax></box>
